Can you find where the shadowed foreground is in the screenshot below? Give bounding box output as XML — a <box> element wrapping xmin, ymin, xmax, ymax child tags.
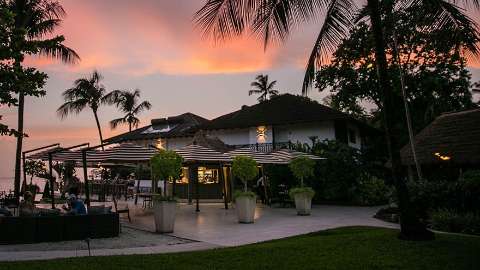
<box><xmin>1</xmin><ymin>226</ymin><xmax>479</xmax><ymax>270</ymax></box>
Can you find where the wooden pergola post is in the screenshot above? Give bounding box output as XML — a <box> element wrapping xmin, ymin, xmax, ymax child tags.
<box><xmin>82</xmin><ymin>149</ymin><xmax>91</xmax><ymax>208</ymax></box>
<box><xmin>48</xmin><ymin>152</ymin><xmax>55</xmax><ymax>209</ymax></box>
<box><xmin>219</xmin><ymin>163</ymin><xmax>228</xmax><ymax>210</ymax></box>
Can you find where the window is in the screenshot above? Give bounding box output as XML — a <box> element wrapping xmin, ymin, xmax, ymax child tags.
<box><xmin>348</xmin><ymin>129</ymin><xmax>357</xmax><ymax>144</ymax></box>
<box><xmin>198</xmin><ymin>167</ymin><xmax>219</xmax><ymax>184</ymax></box>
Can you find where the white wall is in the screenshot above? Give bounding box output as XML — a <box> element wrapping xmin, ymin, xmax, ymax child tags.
<box><xmin>165</xmin><ymin>137</ymin><xmax>192</xmax><ymax>150</ymax></box>
<box><xmin>274</xmin><ymin>121</ymin><xmax>336</xmax><ymax>146</ymax></box>
<box><xmin>346</xmin><ymin>123</ymin><xmax>362</xmax><ymax>149</ymax></box>
<box><xmin>206</xmin><ymin>128</ymin><xmax>251</xmax><ymax>145</ymax></box>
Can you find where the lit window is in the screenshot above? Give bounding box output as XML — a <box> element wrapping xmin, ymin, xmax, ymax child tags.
<box><xmin>198</xmin><ymin>167</ymin><xmax>219</xmax><ymax>184</ymax></box>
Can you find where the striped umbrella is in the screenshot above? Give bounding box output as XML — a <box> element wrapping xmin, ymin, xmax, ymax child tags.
<box><xmin>270</xmin><ymin>149</ymin><xmax>325</xmax><ymax>164</ymax></box>
<box><xmin>174</xmin><ymin>144</ymin><xmax>231</xmax><ymax>162</ymax></box>
<box><xmin>228</xmin><ymin>147</ymin><xmax>284</xmax><ymax>164</ymax></box>
<box><xmin>26</xmin><ymin>146</ymin><xmax>64</xmax><ymax>160</ymax></box>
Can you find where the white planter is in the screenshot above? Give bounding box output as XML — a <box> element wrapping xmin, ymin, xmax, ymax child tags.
<box><xmin>294</xmin><ymin>193</ymin><xmax>312</xmax><ymax>216</ymax></box>
<box><xmin>236</xmin><ymin>195</ymin><xmax>256</xmax><ymax>223</ymax></box>
<box><xmin>153</xmin><ymin>201</ymin><xmax>176</xmax><ymax>233</ymax></box>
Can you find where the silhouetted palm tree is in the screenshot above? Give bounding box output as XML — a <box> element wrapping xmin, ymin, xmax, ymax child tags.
<box><xmin>105</xmin><ymin>89</ymin><xmax>152</xmax><ymax>132</ymax></box>
<box><xmin>195</xmin><ymin>0</ymin><xmax>479</xmax><ymax>240</ymax></box>
<box><xmin>9</xmin><ymin>0</ymin><xmax>79</xmax><ymax>196</ymax></box>
<box><xmin>57</xmin><ymin>70</ymin><xmax>111</xmax><ymax>146</ymax></box>
<box><xmin>249</xmin><ymin>74</ymin><xmax>279</xmax><ymax>102</ymax></box>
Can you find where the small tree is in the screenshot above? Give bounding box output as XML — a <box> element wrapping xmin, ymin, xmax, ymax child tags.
<box><xmin>289</xmin><ymin>156</ymin><xmax>315</xmax><ymax>188</ymax></box>
<box><xmin>150</xmin><ymin>150</ymin><xmax>183</xmax><ymax>196</ymax></box>
<box><xmin>232</xmin><ymin>156</ymin><xmax>258</xmax><ymax>192</ymax></box>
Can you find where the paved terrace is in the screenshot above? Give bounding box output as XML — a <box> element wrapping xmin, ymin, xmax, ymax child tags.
<box><xmin>0</xmin><ymin>201</ymin><xmax>398</xmax><ymax>261</ymax></box>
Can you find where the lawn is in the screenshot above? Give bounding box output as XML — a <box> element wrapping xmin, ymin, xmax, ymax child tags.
<box><xmin>1</xmin><ymin>226</ymin><xmax>479</xmax><ymax>270</ymax></box>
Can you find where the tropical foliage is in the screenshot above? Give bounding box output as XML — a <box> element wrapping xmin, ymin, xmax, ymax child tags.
<box><xmin>1</xmin><ymin>0</ymin><xmax>79</xmax><ymax>196</ymax></box>
<box><xmin>289</xmin><ymin>156</ymin><xmax>315</xmax><ymax>187</ymax></box>
<box><xmin>231</xmin><ymin>156</ymin><xmax>258</xmax><ymax>192</ymax></box>
<box><xmin>105</xmin><ymin>89</ymin><xmax>152</xmax><ymax>131</ymax></box>
<box><xmin>150</xmin><ymin>150</ymin><xmax>183</xmax><ymax>193</ymax></box>
<box><xmin>57</xmin><ymin>70</ymin><xmax>111</xmax><ymax>146</ymax></box>
<box><xmin>248</xmin><ymin>74</ymin><xmax>279</xmax><ymax>102</ymax></box>
<box><xmin>24</xmin><ymin>159</ymin><xmax>46</xmax><ymax>185</ymax></box>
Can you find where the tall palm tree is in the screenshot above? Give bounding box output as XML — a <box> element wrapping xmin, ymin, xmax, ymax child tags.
<box><xmin>8</xmin><ymin>0</ymin><xmax>79</xmax><ymax>197</ymax></box>
<box><xmin>105</xmin><ymin>89</ymin><xmax>152</xmax><ymax>132</ymax></box>
<box><xmin>195</xmin><ymin>0</ymin><xmax>479</xmax><ymax>240</ymax></box>
<box><xmin>57</xmin><ymin>70</ymin><xmax>111</xmax><ymax>146</ymax></box>
<box><xmin>249</xmin><ymin>74</ymin><xmax>279</xmax><ymax>102</ymax></box>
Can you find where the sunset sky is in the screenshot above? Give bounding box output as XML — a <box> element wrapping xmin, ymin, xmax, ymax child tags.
<box><xmin>0</xmin><ymin>0</ymin><xmax>479</xmax><ymax>178</ymax></box>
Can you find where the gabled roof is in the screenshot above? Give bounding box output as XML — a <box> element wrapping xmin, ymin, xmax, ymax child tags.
<box><xmin>202</xmin><ymin>94</ymin><xmax>368</xmax><ymax>130</ymax></box>
<box><xmin>104</xmin><ymin>113</ymin><xmax>209</xmax><ymax>143</ymax></box>
<box><xmin>400</xmin><ymin>108</ymin><xmax>480</xmax><ymax>165</ymax></box>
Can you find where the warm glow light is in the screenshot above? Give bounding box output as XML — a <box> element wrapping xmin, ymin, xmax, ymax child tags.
<box><xmin>156</xmin><ymin>139</ymin><xmax>165</xmax><ymax>149</ymax></box>
<box><xmin>434</xmin><ymin>152</ymin><xmax>451</xmax><ymax>161</ymax></box>
<box><xmin>256</xmin><ymin>126</ymin><xmax>267</xmax><ymax>143</ymax></box>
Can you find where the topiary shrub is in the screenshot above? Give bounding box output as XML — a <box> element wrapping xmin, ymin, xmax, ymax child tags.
<box><xmin>289</xmin><ymin>156</ymin><xmax>315</xmax><ymax>188</ymax></box>
<box><xmin>232</xmin><ymin>156</ymin><xmax>258</xmax><ymax>194</ymax></box>
<box><xmin>151</xmin><ymin>150</ymin><xmax>183</xmax><ymax>197</ymax></box>
<box><xmin>352</xmin><ymin>173</ymin><xmax>389</xmax><ymax>206</ymax></box>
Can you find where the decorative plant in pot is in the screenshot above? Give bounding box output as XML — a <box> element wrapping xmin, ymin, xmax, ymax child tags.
<box><xmin>231</xmin><ymin>156</ymin><xmax>258</xmax><ymax>223</ymax></box>
<box><xmin>289</xmin><ymin>156</ymin><xmax>316</xmax><ymax>216</ymax></box>
<box><xmin>151</xmin><ymin>150</ymin><xmax>183</xmax><ymax>233</ymax></box>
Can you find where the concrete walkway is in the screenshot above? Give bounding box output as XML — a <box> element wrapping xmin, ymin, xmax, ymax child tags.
<box><xmin>131</xmin><ymin>203</ymin><xmax>398</xmax><ymax>246</ymax></box>
<box><xmin>0</xmin><ymin>203</ymin><xmax>397</xmax><ymax>261</ymax></box>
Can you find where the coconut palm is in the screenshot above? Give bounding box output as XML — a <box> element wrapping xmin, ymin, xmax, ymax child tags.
<box><xmin>195</xmin><ymin>0</ymin><xmax>479</xmax><ymax>240</ymax></box>
<box><xmin>57</xmin><ymin>70</ymin><xmax>111</xmax><ymax>146</ymax></box>
<box><xmin>8</xmin><ymin>0</ymin><xmax>79</xmax><ymax>197</ymax></box>
<box><xmin>105</xmin><ymin>89</ymin><xmax>152</xmax><ymax>132</ymax></box>
<box><xmin>249</xmin><ymin>74</ymin><xmax>279</xmax><ymax>102</ymax></box>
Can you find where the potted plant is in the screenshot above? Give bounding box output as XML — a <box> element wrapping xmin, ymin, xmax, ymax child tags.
<box><xmin>231</xmin><ymin>156</ymin><xmax>258</xmax><ymax>223</ymax></box>
<box><xmin>151</xmin><ymin>150</ymin><xmax>183</xmax><ymax>233</ymax></box>
<box><xmin>289</xmin><ymin>156</ymin><xmax>316</xmax><ymax>216</ymax></box>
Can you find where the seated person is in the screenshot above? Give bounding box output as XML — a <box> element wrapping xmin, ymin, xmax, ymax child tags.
<box><xmin>19</xmin><ymin>191</ymin><xmax>37</xmax><ymax>216</ymax></box>
<box><xmin>0</xmin><ymin>207</ymin><xmax>12</xmax><ymax>217</ymax></box>
<box><xmin>63</xmin><ymin>194</ymin><xmax>87</xmax><ymax>215</ymax></box>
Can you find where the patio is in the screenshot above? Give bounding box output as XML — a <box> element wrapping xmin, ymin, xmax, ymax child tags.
<box><xmin>126</xmin><ymin>202</ymin><xmax>398</xmax><ymax>246</ymax></box>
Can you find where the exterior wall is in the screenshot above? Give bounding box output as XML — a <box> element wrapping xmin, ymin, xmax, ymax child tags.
<box><xmin>165</xmin><ymin>137</ymin><xmax>192</xmax><ymax>150</ymax></box>
<box><xmin>274</xmin><ymin>121</ymin><xmax>336</xmax><ymax>146</ymax></box>
<box><xmin>206</xmin><ymin>128</ymin><xmax>251</xmax><ymax>145</ymax></box>
<box><xmin>346</xmin><ymin>123</ymin><xmax>362</xmax><ymax>149</ymax></box>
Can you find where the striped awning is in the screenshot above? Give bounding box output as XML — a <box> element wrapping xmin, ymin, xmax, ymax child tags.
<box><xmin>26</xmin><ymin>146</ymin><xmax>65</xmax><ymax>160</ymax></box>
<box><xmin>270</xmin><ymin>149</ymin><xmax>325</xmax><ymax>164</ymax></box>
<box><xmin>174</xmin><ymin>144</ymin><xmax>232</xmax><ymax>162</ymax></box>
<box><xmin>228</xmin><ymin>147</ymin><xmax>284</xmax><ymax>164</ymax></box>
<box><xmin>87</xmin><ymin>143</ymin><xmax>158</xmax><ymax>162</ymax></box>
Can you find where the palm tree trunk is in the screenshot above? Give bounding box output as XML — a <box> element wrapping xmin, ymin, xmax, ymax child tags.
<box><xmin>93</xmin><ymin>109</ymin><xmax>105</xmax><ymax>150</ymax></box>
<box><xmin>367</xmin><ymin>0</ymin><xmax>433</xmax><ymax>240</ymax></box>
<box><xmin>129</xmin><ymin>122</ymin><xmax>132</xmax><ymax>132</ymax></box>
<box><xmin>14</xmin><ymin>88</ymin><xmax>24</xmax><ymax>197</ymax></box>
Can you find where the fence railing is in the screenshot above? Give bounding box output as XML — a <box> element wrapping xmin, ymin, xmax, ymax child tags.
<box><xmin>230</xmin><ymin>142</ymin><xmax>293</xmax><ymax>153</ymax></box>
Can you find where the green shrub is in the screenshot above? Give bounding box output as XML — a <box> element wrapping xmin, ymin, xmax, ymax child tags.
<box><xmin>233</xmin><ymin>190</ymin><xmax>256</xmax><ymax>199</ymax></box>
<box><xmin>289</xmin><ymin>156</ymin><xmax>315</xmax><ymax>187</ymax></box>
<box><xmin>151</xmin><ymin>150</ymin><xmax>183</xmax><ymax>195</ymax></box>
<box><xmin>430</xmin><ymin>209</ymin><xmax>480</xmax><ymax>235</ymax></box>
<box><xmin>352</xmin><ymin>174</ymin><xmax>389</xmax><ymax>206</ymax></box>
<box><xmin>232</xmin><ymin>156</ymin><xmax>258</xmax><ymax>193</ymax></box>
<box><xmin>152</xmin><ymin>194</ymin><xmax>177</xmax><ymax>202</ymax></box>
<box><xmin>289</xmin><ymin>187</ymin><xmax>315</xmax><ymax>199</ymax></box>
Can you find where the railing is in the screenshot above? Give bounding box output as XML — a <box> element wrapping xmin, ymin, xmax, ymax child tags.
<box><xmin>230</xmin><ymin>142</ymin><xmax>293</xmax><ymax>153</ymax></box>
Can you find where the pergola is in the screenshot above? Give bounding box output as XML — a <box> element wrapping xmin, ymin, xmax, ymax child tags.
<box><xmin>26</xmin><ymin>140</ymin><xmax>324</xmax><ymax>212</ymax></box>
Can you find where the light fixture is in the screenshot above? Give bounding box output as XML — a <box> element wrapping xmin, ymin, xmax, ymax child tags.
<box><xmin>434</xmin><ymin>152</ymin><xmax>451</xmax><ymax>161</ymax></box>
<box><xmin>256</xmin><ymin>126</ymin><xmax>267</xmax><ymax>143</ymax></box>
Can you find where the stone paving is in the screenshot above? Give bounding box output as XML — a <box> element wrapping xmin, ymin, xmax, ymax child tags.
<box><xmin>0</xmin><ymin>202</ymin><xmax>398</xmax><ymax>261</ymax></box>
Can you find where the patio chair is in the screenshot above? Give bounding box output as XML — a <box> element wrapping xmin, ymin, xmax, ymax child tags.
<box><xmin>112</xmin><ymin>196</ymin><xmax>131</xmax><ymax>222</ymax></box>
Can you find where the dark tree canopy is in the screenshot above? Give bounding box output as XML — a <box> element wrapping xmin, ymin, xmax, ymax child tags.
<box><xmin>316</xmin><ymin>7</ymin><xmax>478</xmax><ymax>145</ymax></box>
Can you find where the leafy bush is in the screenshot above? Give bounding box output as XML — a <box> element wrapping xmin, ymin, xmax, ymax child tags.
<box><xmin>289</xmin><ymin>156</ymin><xmax>315</xmax><ymax>187</ymax></box>
<box><xmin>232</xmin><ymin>156</ymin><xmax>258</xmax><ymax>192</ymax></box>
<box><xmin>233</xmin><ymin>190</ymin><xmax>256</xmax><ymax>199</ymax></box>
<box><xmin>430</xmin><ymin>209</ymin><xmax>480</xmax><ymax>235</ymax></box>
<box><xmin>151</xmin><ymin>150</ymin><xmax>183</xmax><ymax>196</ymax></box>
<box><xmin>352</xmin><ymin>174</ymin><xmax>389</xmax><ymax>206</ymax></box>
<box><xmin>289</xmin><ymin>187</ymin><xmax>315</xmax><ymax>199</ymax></box>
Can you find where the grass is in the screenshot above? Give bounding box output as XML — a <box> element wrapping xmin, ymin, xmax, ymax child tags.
<box><xmin>2</xmin><ymin>226</ymin><xmax>479</xmax><ymax>270</ymax></box>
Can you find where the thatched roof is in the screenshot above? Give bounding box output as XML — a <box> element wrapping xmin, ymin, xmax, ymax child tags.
<box><xmin>400</xmin><ymin>108</ymin><xmax>480</xmax><ymax>165</ymax></box>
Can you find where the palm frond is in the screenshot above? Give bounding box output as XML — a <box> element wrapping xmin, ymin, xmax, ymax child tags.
<box><xmin>56</xmin><ymin>99</ymin><xmax>88</xmax><ymax>119</ymax></box>
<box><xmin>102</xmin><ymin>89</ymin><xmax>122</xmax><ymax>105</ymax></box>
<box><xmin>110</xmin><ymin>117</ymin><xmax>127</xmax><ymax>130</ymax></box>
<box><xmin>302</xmin><ymin>0</ymin><xmax>355</xmax><ymax>94</ymax></box>
<box><xmin>133</xmin><ymin>101</ymin><xmax>152</xmax><ymax>115</ymax></box>
<box><xmin>33</xmin><ymin>36</ymin><xmax>80</xmax><ymax>64</ymax></box>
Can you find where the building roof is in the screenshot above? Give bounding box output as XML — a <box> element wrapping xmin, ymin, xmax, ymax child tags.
<box><xmin>400</xmin><ymin>108</ymin><xmax>480</xmax><ymax>165</ymax></box>
<box><xmin>202</xmin><ymin>94</ymin><xmax>370</xmax><ymax>130</ymax></box>
<box><xmin>104</xmin><ymin>112</ymin><xmax>209</xmax><ymax>143</ymax></box>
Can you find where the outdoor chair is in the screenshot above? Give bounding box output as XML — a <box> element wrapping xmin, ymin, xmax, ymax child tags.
<box><xmin>112</xmin><ymin>196</ymin><xmax>131</xmax><ymax>222</ymax></box>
